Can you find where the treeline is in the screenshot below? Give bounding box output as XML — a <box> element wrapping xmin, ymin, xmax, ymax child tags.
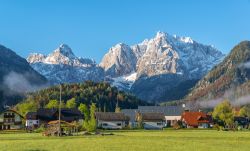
<box><xmin>15</xmin><ymin>81</ymin><xmax>149</xmax><ymax>116</ymax></box>
<box><xmin>212</xmin><ymin>100</ymin><xmax>250</xmax><ymax>130</ymax></box>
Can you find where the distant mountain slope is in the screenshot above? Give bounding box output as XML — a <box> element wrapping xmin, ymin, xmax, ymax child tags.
<box><xmin>0</xmin><ymin>44</ymin><xmax>47</xmax><ymax>110</ymax></box>
<box><xmin>27</xmin><ymin>44</ymin><xmax>104</xmax><ymax>85</ymax></box>
<box><xmin>186</xmin><ymin>41</ymin><xmax>250</xmax><ymax>102</ymax></box>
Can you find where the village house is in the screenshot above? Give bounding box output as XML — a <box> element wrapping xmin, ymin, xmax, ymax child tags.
<box><xmin>0</xmin><ymin>109</ymin><xmax>24</xmax><ymax>130</ymax></box>
<box><xmin>181</xmin><ymin>111</ymin><xmax>211</xmax><ymax>128</ymax></box>
<box><xmin>138</xmin><ymin>106</ymin><xmax>184</xmax><ymax>127</ymax></box>
<box><xmin>26</xmin><ymin>112</ymin><xmax>39</xmax><ymax>128</ymax></box>
<box><xmin>95</xmin><ymin>112</ymin><xmax>129</xmax><ymax>129</ymax></box>
<box><xmin>26</xmin><ymin>108</ymin><xmax>83</xmax><ymax>128</ymax></box>
<box><xmin>136</xmin><ymin>112</ymin><xmax>165</xmax><ymax>130</ymax></box>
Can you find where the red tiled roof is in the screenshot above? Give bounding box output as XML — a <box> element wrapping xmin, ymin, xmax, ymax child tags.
<box><xmin>181</xmin><ymin>112</ymin><xmax>210</xmax><ymax>127</ymax></box>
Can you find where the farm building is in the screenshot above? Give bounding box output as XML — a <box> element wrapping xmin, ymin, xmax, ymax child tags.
<box><xmin>26</xmin><ymin>112</ymin><xmax>39</xmax><ymax>128</ymax></box>
<box><xmin>26</xmin><ymin>108</ymin><xmax>83</xmax><ymax>128</ymax></box>
<box><xmin>138</xmin><ymin>106</ymin><xmax>184</xmax><ymax>127</ymax></box>
<box><xmin>136</xmin><ymin>112</ymin><xmax>165</xmax><ymax>129</ymax></box>
<box><xmin>181</xmin><ymin>111</ymin><xmax>211</xmax><ymax>128</ymax></box>
<box><xmin>95</xmin><ymin>112</ymin><xmax>129</xmax><ymax>129</ymax></box>
<box><xmin>0</xmin><ymin>109</ymin><xmax>24</xmax><ymax>130</ymax></box>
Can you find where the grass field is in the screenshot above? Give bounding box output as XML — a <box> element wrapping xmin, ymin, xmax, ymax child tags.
<box><xmin>0</xmin><ymin>130</ymin><xmax>250</xmax><ymax>151</ymax></box>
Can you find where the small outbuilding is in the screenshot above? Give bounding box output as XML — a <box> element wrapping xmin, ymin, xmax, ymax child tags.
<box><xmin>95</xmin><ymin>112</ymin><xmax>129</xmax><ymax>129</ymax></box>
<box><xmin>136</xmin><ymin>112</ymin><xmax>165</xmax><ymax>130</ymax></box>
<box><xmin>26</xmin><ymin>112</ymin><xmax>39</xmax><ymax>129</ymax></box>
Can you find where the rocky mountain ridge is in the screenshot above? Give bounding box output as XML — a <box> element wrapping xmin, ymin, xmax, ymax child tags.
<box><xmin>27</xmin><ymin>32</ymin><xmax>225</xmax><ymax>102</ymax></box>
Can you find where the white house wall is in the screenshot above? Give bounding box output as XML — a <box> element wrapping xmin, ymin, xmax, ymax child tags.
<box><xmin>165</xmin><ymin>116</ymin><xmax>181</xmax><ymax>121</ymax></box>
<box><xmin>26</xmin><ymin>120</ymin><xmax>39</xmax><ymax>127</ymax></box>
<box><xmin>97</xmin><ymin>120</ymin><xmax>125</xmax><ymax>129</ymax></box>
<box><xmin>143</xmin><ymin>121</ymin><xmax>165</xmax><ymax>130</ymax></box>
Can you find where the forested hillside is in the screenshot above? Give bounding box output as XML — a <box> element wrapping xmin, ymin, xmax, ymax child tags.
<box><xmin>16</xmin><ymin>81</ymin><xmax>148</xmax><ymax>115</ymax></box>
<box><xmin>186</xmin><ymin>41</ymin><xmax>250</xmax><ymax>102</ymax></box>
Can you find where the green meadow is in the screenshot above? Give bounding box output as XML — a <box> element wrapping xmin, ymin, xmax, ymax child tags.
<box><xmin>0</xmin><ymin>130</ymin><xmax>250</xmax><ymax>151</ymax></box>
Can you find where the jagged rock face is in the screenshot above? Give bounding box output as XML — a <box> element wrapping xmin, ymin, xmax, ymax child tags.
<box><xmin>100</xmin><ymin>43</ymin><xmax>137</xmax><ymax>77</ymax></box>
<box><xmin>99</xmin><ymin>32</ymin><xmax>224</xmax><ymax>102</ymax></box>
<box><xmin>27</xmin><ymin>44</ymin><xmax>104</xmax><ymax>85</ymax></box>
<box><xmin>100</xmin><ymin>32</ymin><xmax>224</xmax><ymax>80</ymax></box>
<box><xmin>135</xmin><ymin>32</ymin><xmax>224</xmax><ymax>79</ymax></box>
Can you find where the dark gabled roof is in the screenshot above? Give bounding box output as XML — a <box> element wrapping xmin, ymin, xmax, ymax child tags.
<box><xmin>137</xmin><ymin>112</ymin><xmax>165</xmax><ymax>121</ymax></box>
<box><xmin>138</xmin><ymin>106</ymin><xmax>184</xmax><ymax>116</ymax></box>
<box><xmin>37</xmin><ymin>108</ymin><xmax>57</xmax><ymax>118</ymax></box>
<box><xmin>61</xmin><ymin>108</ymin><xmax>82</xmax><ymax>116</ymax></box>
<box><xmin>37</xmin><ymin>108</ymin><xmax>83</xmax><ymax>122</ymax></box>
<box><xmin>26</xmin><ymin>112</ymin><xmax>37</xmax><ymax>120</ymax></box>
<box><xmin>37</xmin><ymin>108</ymin><xmax>81</xmax><ymax>116</ymax></box>
<box><xmin>95</xmin><ymin>112</ymin><xmax>129</xmax><ymax>121</ymax></box>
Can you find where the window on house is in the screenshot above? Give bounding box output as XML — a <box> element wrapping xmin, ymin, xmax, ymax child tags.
<box><xmin>102</xmin><ymin>123</ymin><xmax>108</xmax><ymax>126</ymax></box>
<box><xmin>157</xmin><ymin>122</ymin><xmax>162</xmax><ymax>126</ymax></box>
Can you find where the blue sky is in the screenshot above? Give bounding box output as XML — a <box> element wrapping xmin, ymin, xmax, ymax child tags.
<box><xmin>0</xmin><ymin>0</ymin><xmax>250</xmax><ymax>63</ymax></box>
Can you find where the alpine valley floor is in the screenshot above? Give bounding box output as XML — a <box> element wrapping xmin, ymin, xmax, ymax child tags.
<box><xmin>0</xmin><ymin>130</ymin><xmax>250</xmax><ymax>151</ymax></box>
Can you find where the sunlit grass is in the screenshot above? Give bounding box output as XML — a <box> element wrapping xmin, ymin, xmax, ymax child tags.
<box><xmin>0</xmin><ymin>129</ymin><xmax>249</xmax><ymax>151</ymax></box>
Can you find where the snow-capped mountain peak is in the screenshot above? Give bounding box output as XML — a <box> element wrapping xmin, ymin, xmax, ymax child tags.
<box><xmin>100</xmin><ymin>31</ymin><xmax>224</xmax><ymax>80</ymax></box>
<box><xmin>100</xmin><ymin>43</ymin><xmax>137</xmax><ymax>77</ymax></box>
<box><xmin>27</xmin><ymin>44</ymin><xmax>96</xmax><ymax>67</ymax></box>
<box><xmin>27</xmin><ymin>44</ymin><xmax>104</xmax><ymax>85</ymax></box>
<box><xmin>27</xmin><ymin>53</ymin><xmax>46</xmax><ymax>63</ymax></box>
<box><xmin>54</xmin><ymin>44</ymin><xmax>75</xmax><ymax>58</ymax></box>
<box><xmin>179</xmin><ymin>36</ymin><xmax>193</xmax><ymax>44</ymax></box>
<box><xmin>155</xmin><ymin>31</ymin><xmax>167</xmax><ymax>38</ymax></box>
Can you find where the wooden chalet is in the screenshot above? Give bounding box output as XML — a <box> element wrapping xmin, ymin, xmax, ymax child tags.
<box><xmin>0</xmin><ymin>109</ymin><xmax>24</xmax><ymax>130</ymax></box>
